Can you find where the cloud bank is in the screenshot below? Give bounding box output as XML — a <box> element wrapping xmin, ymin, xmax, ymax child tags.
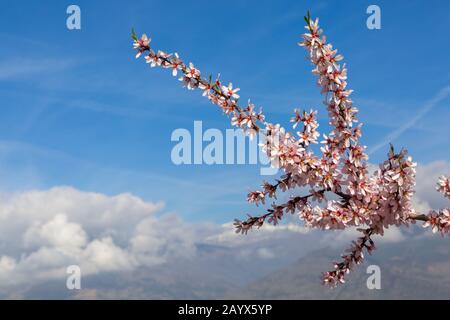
<box><xmin>0</xmin><ymin>161</ymin><xmax>447</xmax><ymax>295</ymax></box>
<box><xmin>0</xmin><ymin>186</ymin><xmax>314</xmax><ymax>291</ymax></box>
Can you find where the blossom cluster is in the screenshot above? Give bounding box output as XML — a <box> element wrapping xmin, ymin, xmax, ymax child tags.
<box><xmin>131</xmin><ymin>13</ymin><xmax>449</xmax><ymax>287</ymax></box>
<box><xmin>322</xmin><ymin>228</ymin><xmax>375</xmax><ymax>286</ymax></box>
<box><xmin>131</xmin><ymin>31</ymin><xmax>263</xmax><ymax>137</ymax></box>
<box><xmin>437</xmin><ymin>176</ymin><xmax>450</xmax><ymax>199</ymax></box>
<box><xmin>423</xmin><ymin>208</ymin><xmax>450</xmax><ymax>235</ymax></box>
<box><xmin>419</xmin><ymin>177</ymin><xmax>450</xmax><ymax>235</ymax></box>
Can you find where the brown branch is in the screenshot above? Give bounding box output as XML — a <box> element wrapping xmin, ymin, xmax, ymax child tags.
<box><xmin>236</xmin><ymin>188</ymin><xmax>353</xmax><ymax>234</ymax></box>
<box><xmin>407</xmin><ymin>214</ymin><xmax>429</xmax><ymax>222</ymax></box>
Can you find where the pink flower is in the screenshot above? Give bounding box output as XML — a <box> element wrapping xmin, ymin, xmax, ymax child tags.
<box><xmin>247</xmin><ymin>191</ymin><xmax>265</xmax><ymax>206</ymax></box>
<box><xmin>221</xmin><ymin>83</ymin><xmax>240</xmax><ymax>99</ymax></box>
<box><xmin>442</xmin><ymin>209</ymin><xmax>450</xmax><ymax>226</ymax></box>
<box><xmin>297</xmin><ymin>130</ymin><xmax>319</xmax><ymax>146</ymax></box>
<box><xmin>290</xmin><ymin>109</ymin><xmax>302</xmax><ymax>129</ymax></box>
<box><xmin>170</xmin><ymin>53</ymin><xmax>183</xmax><ymax>76</ymax></box>
<box><xmin>437</xmin><ymin>176</ymin><xmax>450</xmax><ymax>199</ymax></box>
<box><xmin>134</xmin><ymin>34</ymin><xmax>150</xmax><ymax>58</ymax></box>
<box><xmin>185</xmin><ymin>62</ymin><xmax>200</xmax><ymax>79</ymax></box>
<box><xmin>132</xmin><ymin>13</ymin><xmax>450</xmax><ymax>287</ymax></box>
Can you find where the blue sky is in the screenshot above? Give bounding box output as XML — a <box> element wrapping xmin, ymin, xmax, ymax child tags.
<box><xmin>0</xmin><ymin>0</ymin><xmax>449</xmax><ymax>223</ymax></box>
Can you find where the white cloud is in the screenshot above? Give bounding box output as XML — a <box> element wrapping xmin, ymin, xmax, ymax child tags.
<box><xmin>413</xmin><ymin>160</ymin><xmax>450</xmax><ymax>212</ymax></box>
<box><xmin>0</xmin><ymin>186</ymin><xmax>322</xmax><ymax>290</ymax></box>
<box><xmin>0</xmin><ymin>161</ymin><xmax>447</xmax><ymax>292</ymax></box>
<box><xmin>318</xmin><ymin>226</ymin><xmax>405</xmax><ymax>250</ymax></box>
<box><xmin>0</xmin><ymin>187</ymin><xmax>184</xmax><ymax>288</ymax></box>
<box><xmin>82</xmin><ymin>237</ymin><xmax>136</xmax><ymax>273</ymax></box>
<box><xmin>130</xmin><ymin>214</ymin><xmax>197</xmax><ymax>266</ymax></box>
<box><xmin>204</xmin><ymin>221</ymin><xmax>310</xmax><ymax>246</ymax></box>
<box><xmin>23</xmin><ymin>214</ymin><xmax>88</xmax><ymax>252</ymax></box>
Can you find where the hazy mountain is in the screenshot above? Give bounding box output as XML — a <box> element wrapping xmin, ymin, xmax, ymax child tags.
<box><xmin>6</xmin><ymin>233</ymin><xmax>450</xmax><ymax>299</ymax></box>
<box><xmin>228</xmin><ymin>236</ymin><xmax>450</xmax><ymax>299</ymax></box>
<box><xmin>11</xmin><ymin>240</ymin><xmax>318</xmax><ymax>299</ymax></box>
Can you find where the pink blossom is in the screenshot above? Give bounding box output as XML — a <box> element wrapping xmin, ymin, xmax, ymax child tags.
<box><xmin>131</xmin><ymin>11</ymin><xmax>450</xmax><ymax>287</ymax></box>
<box><xmin>221</xmin><ymin>83</ymin><xmax>240</xmax><ymax>100</ymax></box>
<box><xmin>437</xmin><ymin>176</ymin><xmax>450</xmax><ymax>199</ymax></box>
<box><xmin>185</xmin><ymin>62</ymin><xmax>200</xmax><ymax>79</ymax></box>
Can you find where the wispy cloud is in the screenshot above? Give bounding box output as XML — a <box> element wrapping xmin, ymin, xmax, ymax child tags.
<box><xmin>368</xmin><ymin>85</ymin><xmax>450</xmax><ymax>155</ymax></box>
<box><xmin>0</xmin><ymin>58</ymin><xmax>77</xmax><ymax>81</ymax></box>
